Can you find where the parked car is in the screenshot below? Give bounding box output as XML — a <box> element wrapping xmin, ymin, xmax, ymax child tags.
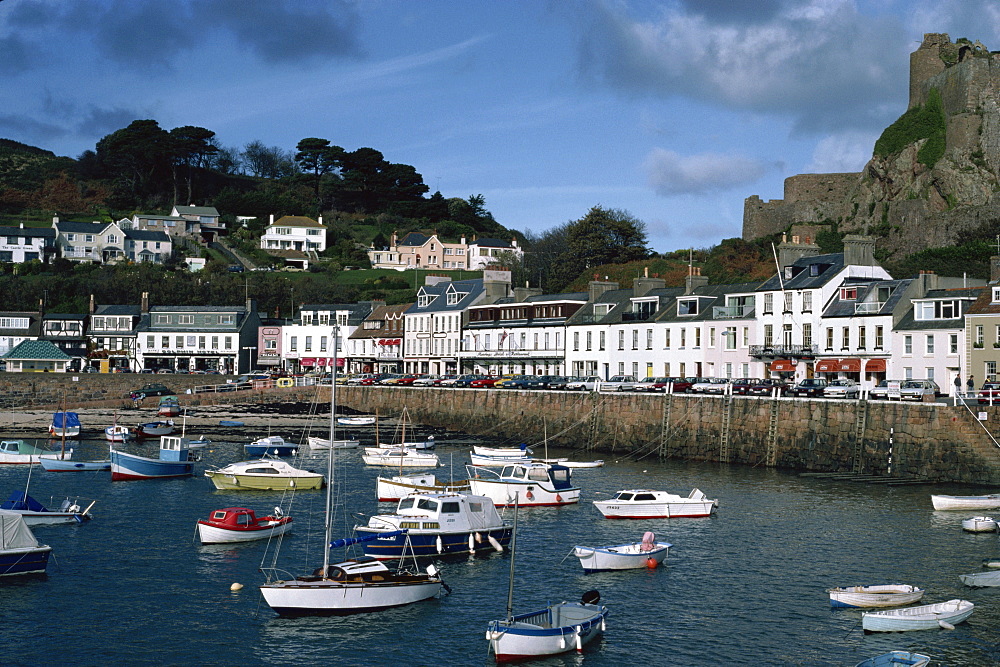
<box><xmin>535</xmin><ymin>375</ymin><xmax>569</xmax><ymax>390</ymax></box>
<box><xmin>633</xmin><ymin>377</ymin><xmax>670</xmax><ymax>392</ymax></box>
<box><xmin>663</xmin><ymin>377</ymin><xmax>694</xmax><ymax>393</ymax></box>
<box><xmin>691</xmin><ymin>378</ymin><xmax>727</xmax><ymax>393</ymax></box>
<box><xmin>412</xmin><ymin>374</ymin><xmax>442</xmax><ymax>386</ymax></box>
<box><xmin>347</xmin><ymin>374</ymin><xmax>377</xmax><ymax>385</ymax></box>
<box><xmin>565</xmin><ymin>376</ymin><xmax>602</xmax><ymax>391</ymax></box>
<box><xmin>156</xmin><ymin>368</ymin><xmax>174</xmax><ymax>374</ymax></box>
<box><xmin>494</xmin><ymin>374</ymin><xmax>533</xmax><ymax>388</ymax></box>
<box><xmin>746</xmin><ymin>378</ymin><xmax>789</xmax><ymax>396</ymax></box>
<box><xmin>899</xmin><ymin>379</ymin><xmax>941</xmax><ymax>401</ymax></box>
<box><xmin>823</xmin><ymin>378</ymin><xmax>860</xmax><ymax>399</ymax></box>
<box><xmin>453</xmin><ymin>374</ymin><xmax>488</xmax><ymax>388</ymax></box>
<box><xmin>436</xmin><ymin>374</ymin><xmax>461</xmax><ymax>387</ymax></box>
<box><xmin>731</xmin><ymin>378</ymin><xmax>762</xmax><ymax>395</ymax></box>
<box><xmin>470</xmin><ymin>376</ymin><xmax>502</xmax><ymax>389</ymax></box>
<box><xmin>978</xmin><ymin>382</ymin><xmax>1000</xmax><ymax>404</ymax></box>
<box><xmin>600</xmin><ymin>375</ymin><xmax>639</xmax><ymax>391</ymax></box>
<box><xmin>870</xmin><ymin>379</ymin><xmax>903</xmax><ymax>400</ymax></box>
<box><xmin>786</xmin><ymin>378</ymin><xmax>828</xmax><ymax>398</ymax></box>
<box><xmin>139</xmin><ymin>368</ymin><xmax>155</xmax><ymax>374</ymax></box>
<box><xmin>502</xmin><ymin>375</ymin><xmax>545</xmax><ymax>389</ymax></box>
<box><xmin>127</xmin><ymin>383</ymin><xmax>174</xmax><ymax>400</ymax></box>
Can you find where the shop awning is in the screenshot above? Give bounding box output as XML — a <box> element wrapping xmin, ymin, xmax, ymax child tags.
<box><xmin>769</xmin><ymin>359</ymin><xmax>796</xmax><ymax>372</ymax></box>
<box><xmin>300</xmin><ymin>358</ymin><xmax>316</xmax><ymax>367</ymax></box>
<box><xmin>814</xmin><ymin>359</ymin><xmax>839</xmax><ymax>373</ymax></box>
<box><xmin>865</xmin><ymin>358</ymin><xmax>886</xmax><ymax>373</ymax></box>
<box><xmin>839</xmin><ymin>358</ymin><xmax>861</xmax><ymax>373</ymax></box>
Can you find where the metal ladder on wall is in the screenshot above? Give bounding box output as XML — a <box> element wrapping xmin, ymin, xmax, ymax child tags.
<box><xmin>658</xmin><ymin>393</ymin><xmax>673</xmax><ymax>459</ymax></box>
<box><xmin>719</xmin><ymin>393</ymin><xmax>734</xmax><ymax>463</ymax></box>
<box><xmin>586</xmin><ymin>401</ymin><xmax>601</xmax><ymax>453</ymax></box>
<box><xmin>851</xmin><ymin>399</ymin><xmax>868</xmax><ymax>474</ymax></box>
<box><xmin>765</xmin><ymin>396</ymin><xmax>780</xmax><ymax>467</ymax></box>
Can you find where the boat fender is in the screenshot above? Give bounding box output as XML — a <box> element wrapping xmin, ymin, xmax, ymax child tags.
<box><xmin>600</xmin><ymin>617</ymin><xmax>606</xmax><ymax>632</ymax></box>
<box><xmin>938</xmin><ymin>620</ymin><xmax>956</xmax><ymax>630</ymax></box>
<box><xmin>556</xmin><ymin>494</ymin><xmax>562</xmax><ymax>503</ymax></box>
<box><xmin>230</xmin><ymin>476</ymin><xmax>239</xmax><ymax>485</ymax></box>
<box><xmin>436</xmin><ymin>536</ymin><xmax>443</xmax><ymax>553</ymax></box>
<box><xmin>468</xmin><ymin>533</ymin><xmax>475</xmax><ymax>553</ymax></box>
<box><xmin>559</xmin><ymin>636</ymin><xmax>566</xmax><ymax>650</ymax></box>
<box><xmin>475</xmin><ymin>532</ymin><xmax>483</xmax><ymax>543</ymax></box>
<box><xmin>646</xmin><ymin>557</ymin><xmax>658</xmax><ymax>569</ymax></box>
<box><xmin>488</xmin><ymin>535</ymin><xmax>504</xmax><ymax>552</ymax></box>
<box><xmin>575</xmin><ymin>627</ymin><xmax>583</xmax><ymax>650</ymax></box>
<box><xmin>525</xmin><ymin>490</ymin><xmax>534</xmax><ymax>500</ymax></box>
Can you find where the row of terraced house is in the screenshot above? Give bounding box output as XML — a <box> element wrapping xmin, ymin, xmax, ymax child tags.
<box><xmin>7</xmin><ymin>234</ymin><xmax>1000</xmax><ymax>389</ymax></box>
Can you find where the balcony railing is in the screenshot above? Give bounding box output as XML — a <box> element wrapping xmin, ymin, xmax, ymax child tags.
<box><xmin>749</xmin><ymin>344</ymin><xmax>818</xmax><ymax>358</ymax></box>
<box><xmin>712</xmin><ymin>305</ymin><xmax>755</xmax><ymax>319</ymax></box>
<box><xmin>854</xmin><ymin>302</ymin><xmax>885</xmax><ymax>314</ymax></box>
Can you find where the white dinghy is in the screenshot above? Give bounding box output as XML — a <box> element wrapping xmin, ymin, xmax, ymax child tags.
<box><xmin>828</xmin><ymin>584</ymin><xmax>924</xmax><ymax>608</ymax></box>
<box><xmin>573</xmin><ymin>532</ymin><xmax>670</xmax><ymax>573</ymax></box>
<box><xmin>931</xmin><ymin>493</ymin><xmax>1000</xmax><ymax>511</ymax></box>
<box><xmin>861</xmin><ymin>599</ymin><xmax>973</xmax><ymax>632</ymax></box>
<box><xmin>962</xmin><ymin>516</ymin><xmax>998</xmax><ymax>532</ymax></box>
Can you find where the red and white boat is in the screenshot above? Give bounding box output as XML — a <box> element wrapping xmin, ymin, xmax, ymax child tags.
<box><xmin>593</xmin><ymin>488</ymin><xmax>718</xmax><ymax>519</ymax></box>
<box><xmin>196</xmin><ymin>507</ymin><xmax>293</xmax><ymax>544</ymax></box>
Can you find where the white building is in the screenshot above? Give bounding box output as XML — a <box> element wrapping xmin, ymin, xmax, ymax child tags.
<box><xmin>260</xmin><ymin>215</ymin><xmax>327</xmax><ymax>269</ymax></box>
<box><xmin>0</xmin><ymin>224</ymin><xmax>55</xmax><ymax>263</ymax></box>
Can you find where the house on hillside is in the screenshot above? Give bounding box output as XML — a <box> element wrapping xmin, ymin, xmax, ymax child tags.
<box><xmin>51</xmin><ymin>218</ymin><xmax>171</xmax><ymax>264</ymax></box>
<box><xmin>467</xmin><ymin>237</ymin><xmax>523</xmax><ymax>270</ymax></box>
<box><xmin>367</xmin><ymin>232</ymin><xmax>523</xmax><ymax>271</ymax></box>
<box><xmin>260</xmin><ymin>215</ymin><xmax>326</xmax><ymax>270</ymax></box>
<box><xmin>0</xmin><ymin>224</ymin><xmax>56</xmax><ymax>263</ymax></box>
<box><xmin>172</xmin><ymin>205</ymin><xmax>224</xmax><ymax>241</ymax></box>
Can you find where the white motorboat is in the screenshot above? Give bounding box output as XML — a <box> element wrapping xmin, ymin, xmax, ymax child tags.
<box><xmin>135</xmin><ymin>420</ymin><xmax>175</xmax><ymax>438</ymax></box>
<box><xmin>337</xmin><ymin>416</ymin><xmax>377</xmax><ymax>426</ymax></box>
<box><xmin>962</xmin><ymin>516</ymin><xmax>998</xmax><ymax>532</ymax></box>
<box><xmin>827</xmin><ymin>584</ymin><xmax>925</xmax><ymax>608</ymax></box>
<box><xmin>0</xmin><ymin>440</ymin><xmax>72</xmax><ymax>465</ymax></box>
<box><xmin>931</xmin><ymin>493</ymin><xmax>1000</xmax><ymax>511</ymax></box>
<box><xmin>593</xmin><ymin>488</ymin><xmax>718</xmax><ymax>519</ymax></box>
<box><xmin>861</xmin><ymin>599</ymin><xmax>973</xmax><ymax>632</ymax></box>
<box><xmin>0</xmin><ymin>510</ymin><xmax>52</xmax><ymax>576</ymax></box>
<box><xmin>307</xmin><ymin>436</ymin><xmax>359</xmax><ymax>450</ymax></box>
<box><xmin>259</xmin><ymin>330</ymin><xmax>444</xmax><ymax>616</ymax></box>
<box><xmin>467</xmin><ymin>462</ymin><xmax>580</xmax><ymax>507</ymax></box>
<box><xmin>473</xmin><ymin>445</ymin><xmax>532</xmax><ymax>457</ymax></box>
<box><xmin>104</xmin><ymin>424</ymin><xmax>132</xmax><ymax>443</ymax></box>
<box><xmin>573</xmin><ymin>532</ymin><xmax>671</xmax><ymax>572</ymax></box>
<box><xmin>204</xmin><ymin>457</ymin><xmax>325</xmax><ymax>491</ymax></box>
<box><xmin>470</xmin><ymin>452</ymin><xmax>533</xmax><ymax>466</ymax></box>
<box><xmin>196</xmin><ymin>507</ymin><xmax>293</xmax><ymax>544</ymax></box>
<box><xmin>362</xmin><ymin>448</ymin><xmax>440</xmax><ymax>467</ymax></box>
<box><xmin>354</xmin><ymin>492</ymin><xmax>511</xmax><ymax>559</ymax></box>
<box><xmin>376</xmin><ymin>473</ymin><xmax>471</xmax><ymax>501</ymax></box>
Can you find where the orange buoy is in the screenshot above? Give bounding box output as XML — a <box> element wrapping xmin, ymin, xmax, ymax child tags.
<box><xmin>526</xmin><ymin>491</ymin><xmax>534</xmax><ymax>500</ymax></box>
<box><xmin>646</xmin><ymin>558</ymin><xmax>658</xmax><ymax>569</ymax></box>
<box><xmin>556</xmin><ymin>494</ymin><xmax>563</xmax><ymax>502</ymax></box>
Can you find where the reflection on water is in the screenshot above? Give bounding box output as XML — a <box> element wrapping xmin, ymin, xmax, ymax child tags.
<box><xmin>5</xmin><ymin>435</ymin><xmax>1000</xmax><ymax>665</ymax></box>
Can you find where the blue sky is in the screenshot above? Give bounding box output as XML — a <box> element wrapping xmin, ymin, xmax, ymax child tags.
<box><xmin>2</xmin><ymin>0</ymin><xmax>999</xmax><ymax>254</ymax></box>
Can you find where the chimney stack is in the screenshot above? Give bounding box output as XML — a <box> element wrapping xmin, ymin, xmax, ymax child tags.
<box><xmin>990</xmin><ymin>256</ymin><xmax>1000</xmax><ymax>283</ymax></box>
<box><xmin>685</xmin><ymin>266</ymin><xmax>709</xmax><ymax>294</ymax></box>
<box><xmin>588</xmin><ymin>279</ymin><xmax>619</xmax><ymax>302</ymax></box>
<box><xmin>777</xmin><ymin>234</ymin><xmax>820</xmax><ymax>270</ymax></box>
<box><xmin>141</xmin><ymin>292</ymin><xmax>149</xmax><ymax>314</ymax></box>
<box><xmin>843</xmin><ymin>235</ymin><xmax>877</xmax><ymax>267</ymax></box>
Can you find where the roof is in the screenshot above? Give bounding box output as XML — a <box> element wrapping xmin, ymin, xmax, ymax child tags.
<box><xmin>755</xmin><ymin>252</ymin><xmax>846</xmax><ymax>292</ymax></box>
<box><xmin>43</xmin><ymin>313</ymin><xmax>86</xmax><ymax>321</ymax></box>
<box><xmin>94</xmin><ymin>305</ymin><xmax>140</xmax><ymax>316</ymax></box>
<box><xmin>270</xmin><ymin>216</ymin><xmax>323</xmax><ymax>228</ymax></box>
<box><xmin>469</xmin><ymin>237</ymin><xmax>513</xmax><ymax>248</ymax></box>
<box><xmin>821</xmin><ymin>279</ymin><xmax>912</xmax><ymax>319</ymax></box>
<box><xmin>398</xmin><ymin>232</ymin><xmax>432</xmax><ymax>246</ymax></box>
<box><xmin>349</xmin><ymin>303</ymin><xmax>412</xmax><ymax>339</ymax></box>
<box><xmin>0</xmin><ymin>226</ymin><xmax>55</xmax><ymax>239</ymax></box>
<box><xmin>55</xmin><ymin>221</ymin><xmax>114</xmax><ymax>234</ymax></box>
<box><xmin>966</xmin><ymin>285</ymin><xmax>1000</xmax><ymax>315</ymax></box>
<box><xmin>405</xmin><ymin>279</ymin><xmax>484</xmax><ymax>315</ymax></box>
<box><xmin>2</xmin><ymin>340</ymin><xmax>71</xmax><ymax>361</ymax></box>
<box><xmin>124</xmin><ymin>229</ymin><xmax>171</xmax><ymax>242</ymax></box>
<box><xmin>173</xmin><ymin>205</ymin><xmax>219</xmax><ymax>216</ymax></box>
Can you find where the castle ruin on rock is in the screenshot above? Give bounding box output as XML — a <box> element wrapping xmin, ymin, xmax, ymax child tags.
<box><xmin>743</xmin><ymin>33</ymin><xmax>1000</xmax><ymax>259</ymax></box>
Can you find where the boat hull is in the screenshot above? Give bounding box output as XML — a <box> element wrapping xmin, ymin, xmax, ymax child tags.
<box><xmin>593</xmin><ymin>500</ymin><xmax>716</xmax><ymax>519</ymax></box>
<box><xmin>828</xmin><ymin>585</ymin><xmax>924</xmax><ymax>608</ymax></box>
<box><xmin>931</xmin><ymin>494</ymin><xmax>1000</xmax><ymax>511</ymax></box>
<box><xmin>197</xmin><ymin>519</ymin><xmax>292</xmax><ymax>544</ymax></box>
<box><xmin>855</xmin><ymin>651</ymin><xmax>931</xmax><ymax>667</ymax></box>
<box><xmin>362</xmin><ymin>454</ymin><xmax>440</xmax><ymax>467</ymax></box>
<box><xmin>337</xmin><ymin>416</ymin><xmax>376</xmax><ymax>426</ymax></box>
<box><xmin>573</xmin><ymin>542</ymin><xmax>671</xmax><ymax>572</ymax></box>
<box><xmin>260</xmin><ymin>578</ymin><xmax>441</xmax><ymax>616</ymax></box>
<box><xmin>861</xmin><ymin>599</ymin><xmax>974</xmax><ymax>632</ymax></box>
<box><xmin>376</xmin><ymin>475</ymin><xmax>471</xmax><ymax>502</ymax></box>
<box><xmin>307</xmin><ymin>436</ymin><xmax>359</xmax><ymax>450</ymax></box>
<box><xmin>959</xmin><ymin>570</ymin><xmax>1000</xmax><ymax>587</ymax></box>
<box><xmin>204</xmin><ymin>471</ymin><xmax>324</xmax><ymax>491</ymax></box>
<box><xmin>962</xmin><ymin>516</ymin><xmax>997</xmax><ymax>532</ymax></box>
<box><xmin>487</xmin><ymin>603</ymin><xmax>607</xmax><ymax>662</ymax></box>
<box><xmin>39</xmin><ymin>459</ymin><xmax>109</xmax><ymax>472</ymax></box>
<box><xmin>469</xmin><ymin>480</ymin><xmax>580</xmax><ymax>507</ymax></box>
<box><xmin>0</xmin><ymin>545</ymin><xmax>51</xmax><ymax>576</ymax></box>
<box><xmin>244</xmin><ymin>445</ymin><xmax>298</xmax><ymax>457</ymax></box>
<box><xmin>354</xmin><ymin>526</ymin><xmax>512</xmax><ymax>559</ymax></box>
<box><xmin>110</xmin><ymin>449</ymin><xmax>194</xmax><ymax>481</ymax></box>
<box><xmin>48</xmin><ymin>427</ymin><xmax>80</xmax><ymax>438</ymax></box>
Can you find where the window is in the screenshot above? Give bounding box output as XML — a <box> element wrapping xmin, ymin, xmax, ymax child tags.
<box><xmin>926</xmin><ymin>367</ymin><xmax>934</xmax><ymax>380</ymax></box>
<box><xmin>305</xmin><ymin>336</ymin><xmax>312</xmax><ymax>352</ymax></box>
<box><xmin>179</xmin><ymin>315</ymin><xmax>193</xmax><ymax>325</ymax></box>
<box><xmin>646</xmin><ymin>329</ymin><xmax>652</xmax><ymax>350</ymax></box>
<box><xmin>904</xmin><ymin>335</ymin><xmax>912</xmax><ymax>354</ymax></box>
<box><xmin>925</xmin><ymin>335</ymin><xmax>934</xmax><ymax>354</ymax></box>
<box><xmin>198</xmin><ymin>336</ymin><xmax>206</xmax><ymax>350</ymax></box>
<box><xmin>783</xmin><ymin>292</ymin><xmax>793</xmax><ymax>313</ymax></box>
<box><xmin>709</xmin><ymin>328</ymin><xmax>716</xmax><ymax>347</ymax></box>
<box><xmin>678</xmin><ymin>299</ymin><xmax>698</xmax><ymax>316</ymax></box>
<box><xmin>841</xmin><ymin>327</ymin><xmax>849</xmax><ymax>350</ymax></box>
<box><xmin>904</xmin><ymin>367</ymin><xmax>913</xmax><ymax>380</ymax></box>
<box><xmin>618</xmin><ymin>330</ymin><xmax>624</xmax><ymax>350</ymax></box>
<box><xmin>950</xmin><ymin>333</ymin><xmax>959</xmax><ymax>354</ymax></box>
<box><xmin>840</xmin><ymin>286</ymin><xmax>857</xmax><ymax>300</ymax></box>
<box><xmin>742</xmin><ymin>327</ymin><xmax>749</xmax><ymax>347</ymax></box>
<box><xmin>586</xmin><ymin>331</ymin><xmax>592</xmax><ymax>351</ymax></box>
<box><xmin>631</xmin><ymin>329</ymin><xmax>638</xmax><ymax>350</ymax></box>
<box><xmin>875</xmin><ymin>326</ymin><xmax>884</xmax><ymax>349</ymax></box>
<box><xmin>802</xmin><ymin>292</ymin><xmax>812</xmax><ymax>312</ymax></box>
<box><xmin>599</xmin><ymin>331</ymin><xmax>605</xmax><ymax>350</ymax></box>
<box><xmin>802</xmin><ymin>323</ymin><xmax>812</xmax><ymax>348</ymax></box>
<box><xmin>290</xmin><ymin>336</ymin><xmax>297</xmax><ymax>352</ymax></box>
<box><xmin>783</xmin><ymin>323</ymin><xmax>792</xmax><ymax>347</ymax></box>
<box><xmin>694</xmin><ymin>328</ymin><xmax>701</xmax><ymax>347</ymax></box>
<box><xmin>161</xmin><ymin>336</ymin><xmax>169</xmax><ymax>348</ymax></box>
<box><xmin>916</xmin><ymin>300</ymin><xmax>959</xmax><ymax>320</ymax></box>
<box><xmin>320</xmin><ymin>336</ymin><xmax>327</xmax><ymax>352</ymax></box>
<box><xmin>993</xmin><ymin>287</ymin><xmax>1000</xmax><ymax>303</ymax></box>
<box><xmin>533</xmin><ymin>333</ymin><xmax>539</xmax><ymax>350</ymax></box>
<box><xmin>680</xmin><ymin>328</ymin><xmax>686</xmax><ymax>347</ymax></box>
<box><xmin>632</xmin><ymin>362</ymin><xmax>638</xmax><ymax>377</ymax></box>
<box><xmin>573</xmin><ymin>332</ymin><xmax>579</xmax><ymax>351</ymax></box>
<box><xmin>176</xmin><ymin>336</ymin><xmax>184</xmax><ymax>349</ymax></box>
<box><xmin>858</xmin><ymin>326</ymin><xmax>866</xmax><ymax>350</ymax></box>
<box><xmin>977</xmin><ymin>325</ymin><xmax>985</xmax><ymax>346</ymax></box>
<box><xmin>725</xmin><ymin>326</ymin><xmax>737</xmax><ymax>351</ymax></box>
<box><xmin>211</xmin><ymin>336</ymin><xmax>218</xmax><ymax>350</ymax></box>
<box><xmin>989</xmin><ymin>361</ymin><xmax>998</xmax><ymax>381</ymax></box>
<box><xmin>665</xmin><ymin>329</ymin><xmax>671</xmax><ymax>348</ymax></box>
<box><xmin>763</xmin><ymin>293</ymin><xmax>773</xmax><ymax>315</ymax></box>
<box><xmin>764</xmin><ymin>324</ymin><xmax>773</xmax><ymax>347</ymax></box>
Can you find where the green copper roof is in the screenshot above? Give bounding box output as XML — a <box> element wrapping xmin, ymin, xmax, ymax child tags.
<box><xmin>2</xmin><ymin>340</ymin><xmax>72</xmax><ymax>361</ymax></box>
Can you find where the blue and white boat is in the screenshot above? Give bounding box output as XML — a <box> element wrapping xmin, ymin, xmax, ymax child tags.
<box><xmin>244</xmin><ymin>435</ymin><xmax>298</xmax><ymax>457</ymax></box>
<box><xmin>39</xmin><ymin>458</ymin><xmax>110</xmax><ymax>472</ymax></box>
<box><xmin>0</xmin><ymin>510</ymin><xmax>51</xmax><ymax>576</ymax></box>
<box><xmin>573</xmin><ymin>532</ymin><xmax>671</xmax><ymax>572</ymax></box>
<box><xmin>0</xmin><ymin>491</ymin><xmax>94</xmax><ymax>526</ymax></box>
<box><xmin>354</xmin><ymin>492</ymin><xmax>511</xmax><ymax>559</ymax></box>
<box><xmin>855</xmin><ymin>651</ymin><xmax>930</xmax><ymax>667</ymax></box>
<box><xmin>110</xmin><ymin>435</ymin><xmax>195</xmax><ymax>481</ymax></box>
<box><xmin>48</xmin><ymin>411</ymin><xmax>81</xmax><ymax>438</ymax></box>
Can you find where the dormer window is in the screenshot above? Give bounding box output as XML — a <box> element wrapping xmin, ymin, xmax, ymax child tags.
<box><xmin>593</xmin><ymin>304</ymin><xmax>612</xmax><ymax>316</ymax></box>
<box><xmin>840</xmin><ymin>286</ymin><xmax>857</xmax><ymax>300</ymax></box>
<box><xmin>993</xmin><ymin>287</ymin><xmax>1000</xmax><ymax>304</ymax></box>
<box><xmin>678</xmin><ymin>298</ymin><xmax>698</xmax><ymax>316</ymax></box>
<box><xmin>915</xmin><ymin>299</ymin><xmax>959</xmax><ymax>320</ymax></box>
<box><xmin>809</xmin><ymin>264</ymin><xmax>820</xmax><ymax>276</ymax></box>
<box><xmin>418</xmin><ymin>294</ymin><xmax>434</xmax><ymax>307</ymax></box>
<box><xmin>447</xmin><ymin>291</ymin><xmax>467</xmax><ymax>305</ymax></box>
<box><xmin>784</xmin><ymin>266</ymin><xmax>793</xmax><ymax>280</ymax></box>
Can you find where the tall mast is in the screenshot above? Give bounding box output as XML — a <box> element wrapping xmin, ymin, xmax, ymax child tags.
<box><xmin>322</xmin><ymin>325</ymin><xmax>338</xmax><ymax>575</ymax></box>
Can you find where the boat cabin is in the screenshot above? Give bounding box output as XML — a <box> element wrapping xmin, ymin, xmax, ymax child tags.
<box><xmin>367</xmin><ymin>492</ymin><xmax>504</xmax><ymax>532</ymax></box>
<box><xmin>159</xmin><ymin>435</ymin><xmax>191</xmax><ymax>462</ymax></box>
<box><xmin>610</xmin><ymin>491</ymin><xmax>659</xmax><ymax>502</ymax></box>
<box><xmin>498</xmin><ymin>463</ymin><xmax>574</xmax><ymax>490</ymax></box>
<box><xmin>202</xmin><ymin>507</ymin><xmax>274</xmax><ymax>528</ymax></box>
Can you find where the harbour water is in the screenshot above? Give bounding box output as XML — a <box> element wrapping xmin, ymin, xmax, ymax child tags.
<box><xmin>3</xmin><ymin>428</ymin><xmax>1000</xmax><ymax>666</ymax></box>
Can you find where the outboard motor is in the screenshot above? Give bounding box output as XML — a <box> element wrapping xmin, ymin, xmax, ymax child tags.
<box><xmin>581</xmin><ymin>589</ymin><xmax>601</xmax><ymax>605</ymax></box>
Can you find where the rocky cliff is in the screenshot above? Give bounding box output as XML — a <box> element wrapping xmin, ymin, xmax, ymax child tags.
<box><xmin>744</xmin><ymin>34</ymin><xmax>1000</xmax><ymax>261</ymax></box>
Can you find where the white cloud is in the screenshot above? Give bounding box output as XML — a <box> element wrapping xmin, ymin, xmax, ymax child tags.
<box><xmin>644</xmin><ymin>148</ymin><xmax>767</xmax><ymax>195</ymax></box>
<box><xmin>805</xmin><ymin>131</ymin><xmax>877</xmax><ymax>173</ymax></box>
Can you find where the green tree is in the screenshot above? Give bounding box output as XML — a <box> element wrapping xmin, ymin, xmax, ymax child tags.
<box><xmin>94</xmin><ymin>119</ymin><xmax>173</xmax><ymax>206</ymax></box>
<box><xmin>294</xmin><ymin>138</ymin><xmax>344</xmax><ymax>207</ymax></box>
<box><xmin>169</xmin><ymin>125</ymin><xmax>218</xmax><ymax>204</ymax></box>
